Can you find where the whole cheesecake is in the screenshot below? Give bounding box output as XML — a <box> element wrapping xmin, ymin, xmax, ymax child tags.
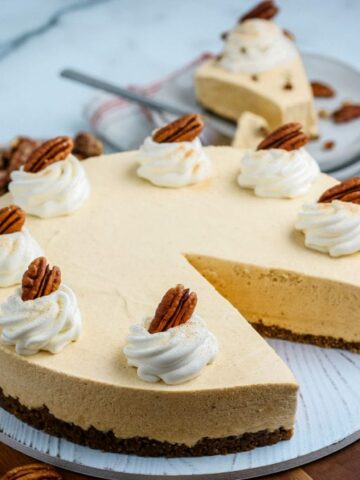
<box><xmin>0</xmin><ymin>146</ymin><xmax>359</xmax><ymax>457</ymax></box>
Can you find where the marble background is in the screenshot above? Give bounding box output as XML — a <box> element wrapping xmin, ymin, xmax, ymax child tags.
<box><xmin>1</xmin><ymin>0</ymin><xmax>359</xmax><ymax>142</ymax></box>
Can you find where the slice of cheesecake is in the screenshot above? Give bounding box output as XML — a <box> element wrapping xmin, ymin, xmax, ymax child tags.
<box><xmin>232</xmin><ymin>111</ymin><xmax>269</xmax><ymax>149</ymax></box>
<box><xmin>195</xmin><ymin>5</ymin><xmax>318</xmax><ymax>137</ymax></box>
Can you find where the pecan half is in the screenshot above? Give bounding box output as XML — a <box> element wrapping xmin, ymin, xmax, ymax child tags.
<box><xmin>24</xmin><ymin>136</ymin><xmax>73</xmax><ymax>173</ymax></box>
<box><xmin>72</xmin><ymin>131</ymin><xmax>103</xmax><ymax>160</ymax></box>
<box><xmin>311</xmin><ymin>81</ymin><xmax>335</xmax><ymax>98</ymax></box>
<box><xmin>148</xmin><ymin>284</ymin><xmax>197</xmax><ymax>334</ymax></box>
<box><xmin>0</xmin><ymin>205</ymin><xmax>25</xmax><ymax>234</ymax></box>
<box><xmin>152</xmin><ymin>114</ymin><xmax>204</xmax><ymax>143</ymax></box>
<box><xmin>332</xmin><ymin>104</ymin><xmax>360</xmax><ymax>123</ymax></box>
<box><xmin>22</xmin><ymin>257</ymin><xmax>61</xmax><ymax>301</ymax></box>
<box><xmin>256</xmin><ymin>122</ymin><xmax>308</xmax><ymax>151</ymax></box>
<box><xmin>239</xmin><ymin>1</ymin><xmax>278</xmax><ymax>22</ymax></box>
<box><xmin>318</xmin><ymin>177</ymin><xmax>360</xmax><ymax>204</ymax></box>
<box><xmin>0</xmin><ymin>170</ymin><xmax>9</xmax><ymax>193</ymax></box>
<box><xmin>8</xmin><ymin>137</ymin><xmax>41</xmax><ymax>173</ymax></box>
<box><xmin>0</xmin><ymin>463</ymin><xmax>63</xmax><ymax>480</ymax></box>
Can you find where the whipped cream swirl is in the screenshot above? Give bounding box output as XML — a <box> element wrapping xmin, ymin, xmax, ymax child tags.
<box><xmin>295</xmin><ymin>200</ymin><xmax>360</xmax><ymax>257</ymax></box>
<box><xmin>0</xmin><ymin>228</ymin><xmax>43</xmax><ymax>287</ymax></box>
<box><xmin>9</xmin><ymin>154</ymin><xmax>90</xmax><ymax>218</ymax></box>
<box><xmin>0</xmin><ymin>284</ymin><xmax>81</xmax><ymax>355</ymax></box>
<box><xmin>124</xmin><ymin>314</ymin><xmax>218</xmax><ymax>385</ymax></box>
<box><xmin>220</xmin><ymin>19</ymin><xmax>297</xmax><ymax>73</ymax></box>
<box><xmin>238</xmin><ymin>148</ymin><xmax>320</xmax><ymax>198</ymax></box>
<box><xmin>136</xmin><ymin>136</ymin><xmax>212</xmax><ymax>187</ymax></box>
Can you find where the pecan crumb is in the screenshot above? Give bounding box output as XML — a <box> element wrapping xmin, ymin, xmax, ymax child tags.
<box><xmin>283</xmin><ymin>29</ymin><xmax>295</xmax><ymax>41</ymax></box>
<box><xmin>318</xmin><ymin>109</ymin><xmax>331</xmax><ymax>119</ymax></box>
<box><xmin>323</xmin><ymin>140</ymin><xmax>335</xmax><ymax>151</ymax></box>
<box><xmin>148</xmin><ymin>284</ymin><xmax>197</xmax><ymax>334</ymax></box>
<box><xmin>22</xmin><ymin>257</ymin><xmax>61</xmax><ymax>301</ymax></box>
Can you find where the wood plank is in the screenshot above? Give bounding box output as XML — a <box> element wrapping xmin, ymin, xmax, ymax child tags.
<box><xmin>263</xmin><ymin>468</ymin><xmax>313</xmax><ymax>479</ymax></box>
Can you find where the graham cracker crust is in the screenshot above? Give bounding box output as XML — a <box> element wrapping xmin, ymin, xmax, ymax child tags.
<box><xmin>252</xmin><ymin>321</ymin><xmax>360</xmax><ymax>353</ymax></box>
<box><xmin>0</xmin><ymin>388</ymin><xmax>292</xmax><ymax>457</ymax></box>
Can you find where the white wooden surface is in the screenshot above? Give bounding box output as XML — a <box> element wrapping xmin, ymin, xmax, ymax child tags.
<box><xmin>1</xmin><ymin>339</ymin><xmax>359</xmax><ymax>479</ymax></box>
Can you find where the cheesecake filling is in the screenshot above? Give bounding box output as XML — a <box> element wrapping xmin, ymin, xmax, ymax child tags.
<box><xmin>296</xmin><ymin>200</ymin><xmax>360</xmax><ymax>257</ymax></box>
<box><xmin>238</xmin><ymin>147</ymin><xmax>319</xmax><ymax>198</ymax></box>
<box><xmin>220</xmin><ymin>19</ymin><xmax>297</xmax><ymax>74</ymax></box>
<box><xmin>136</xmin><ymin>135</ymin><xmax>212</xmax><ymax>188</ymax></box>
<box><xmin>0</xmin><ymin>229</ymin><xmax>42</xmax><ymax>287</ymax></box>
<box><xmin>124</xmin><ymin>314</ymin><xmax>218</xmax><ymax>385</ymax></box>
<box><xmin>9</xmin><ymin>154</ymin><xmax>90</xmax><ymax>218</ymax></box>
<box><xmin>0</xmin><ymin>284</ymin><xmax>81</xmax><ymax>355</ymax></box>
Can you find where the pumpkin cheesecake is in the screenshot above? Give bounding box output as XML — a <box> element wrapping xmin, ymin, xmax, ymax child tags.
<box><xmin>0</xmin><ymin>122</ymin><xmax>359</xmax><ymax>457</ymax></box>
<box><xmin>195</xmin><ymin>1</ymin><xmax>318</xmax><ymax>138</ymax></box>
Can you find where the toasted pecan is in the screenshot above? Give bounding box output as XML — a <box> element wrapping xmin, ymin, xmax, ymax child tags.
<box><xmin>256</xmin><ymin>122</ymin><xmax>308</xmax><ymax>151</ymax></box>
<box><xmin>22</xmin><ymin>257</ymin><xmax>61</xmax><ymax>301</ymax></box>
<box><xmin>8</xmin><ymin>137</ymin><xmax>41</xmax><ymax>173</ymax></box>
<box><xmin>239</xmin><ymin>1</ymin><xmax>278</xmax><ymax>22</ymax></box>
<box><xmin>0</xmin><ymin>205</ymin><xmax>25</xmax><ymax>234</ymax></box>
<box><xmin>311</xmin><ymin>81</ymin><xmax>335</xmax><ymax>98</ymax></box>
<box><xmin>318</xmin><ymin>177</ymin><xmax>360</xmax><ymax>205</ymax></box>
<box><xmin>24</xmin><ymin>136</ymin><xmax>73</xmax><ymax>173</ymax></box>
<box><xmin>0</xmin><ymin>463</ymin><xmax>62</xmax><ymax>480</ymax></box>
<box><xmin>152</xmin><ymin>114</ymin><xmax>204</xmax><ymax>143</ymax></box>
<box><xmin>148</xmin><ymin>284</ymin><xmax>197</xmax><ymax>334</ymax></box>
<box><xmin>72</xmin><ymin>131</ymin><xmax>103</xmax><ymax>160</ymax></box>
<box><xmin>332</xmin><ymin>104</ymin><xmax>360</xmax><ymax>123</ymax></box>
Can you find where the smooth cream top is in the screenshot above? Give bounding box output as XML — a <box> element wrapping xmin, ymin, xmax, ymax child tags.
<box><xmin>0</xmin><ymin>147</ymin><xmax>349</xmax><ymax>396</ymax></box>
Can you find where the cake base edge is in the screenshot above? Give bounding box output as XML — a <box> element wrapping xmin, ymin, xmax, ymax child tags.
<box><xmin>0</xmin><ymin>387</ymin><xmax>292</xmax><ymax>457</ymax></box>
<box><xmin>252</xmin><ymin>321</ymin><xmax>360</xmax><ymax>353</ymax></box>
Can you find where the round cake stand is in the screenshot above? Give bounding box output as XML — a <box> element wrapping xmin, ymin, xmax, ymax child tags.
<box><xmin>1</xmin><ymin>339</ymin><xmax>359</xmax><ymax>479</ymax></box>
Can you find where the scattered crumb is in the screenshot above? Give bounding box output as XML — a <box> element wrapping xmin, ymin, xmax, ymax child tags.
<box><xmin>318</xmin><ymin>109</ymin><xmax>330</xmax><ymax>119</ymax></box>
<box><xmin>283</xmin><ymin>29</ymin><xmax>295</xmax><ymax>41</ymax></box>
<box><xmin>323</xmin><ymin>140</ymin><xmax>335</xmax><ymax>151</ymax></box>
<box><xmin>257</xmin><ymin>126</ymin><xmax>269</xmax><ymax>137</ymax></box>
<box><xmin>251</xmin><ymin>74</ymin><xmax>258</xmax><ymax>81</ymax></box>
<box><xmin>283</xmin><ymin>81</ymin><xmax>293</xmax><ymax>90</ymax></box>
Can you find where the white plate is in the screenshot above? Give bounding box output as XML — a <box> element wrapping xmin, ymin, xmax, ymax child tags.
<box><xmin>302</xmin><ymin>53</ymin><xmax>360</xmax><ymax>171</ymax></box>
<box><xmin>1</xmin><ymin>339</ymin><xmax>359</xmax><ymax>479</ymax></box>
